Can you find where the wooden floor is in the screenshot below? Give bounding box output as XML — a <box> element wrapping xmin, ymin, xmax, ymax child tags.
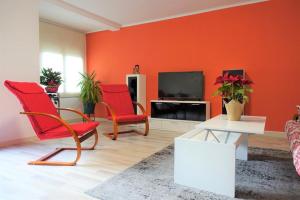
<box><xmin>0</xmin><ymin>123</ymin><xmax>289</xmax><ymax>200</ymax></box>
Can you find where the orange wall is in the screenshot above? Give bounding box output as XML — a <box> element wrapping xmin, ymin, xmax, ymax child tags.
<box><xmin>86</xmin><ymin>0</ymin><xmax>300</xmax><ymax>131</ymax></box>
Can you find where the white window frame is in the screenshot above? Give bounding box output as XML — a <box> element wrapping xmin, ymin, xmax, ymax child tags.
<box><xmin>40</xmin><ymin>51</ymin><xmax>85</xmax><ymax>96</ymax></box>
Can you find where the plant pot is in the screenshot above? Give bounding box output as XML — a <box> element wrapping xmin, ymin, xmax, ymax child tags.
<box><xmin>45</xmin><ymin>85</ymin><xmax>59</xmax><ymax>93</ymax></box>
<box><xmin>224</xmin><ymin>100</ymin><xmax>245</xmax><ymax>121</ymax></box>
<box><xmin>83</xmin><ymin>102</ymin><xmax>96</xmax><ymax>114</ymax></box>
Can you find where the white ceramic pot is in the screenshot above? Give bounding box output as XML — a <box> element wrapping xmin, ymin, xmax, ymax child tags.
<box><xmin>224</xmin><ymin>100</ymin><xmax>245</xmax><ymax>121</ymax></box>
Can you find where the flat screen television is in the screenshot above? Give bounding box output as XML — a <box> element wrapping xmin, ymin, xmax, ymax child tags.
<box><xmin>158</xmin><ymin>71</ymin><xmax>204</xmax><ymax>101</ymax></box>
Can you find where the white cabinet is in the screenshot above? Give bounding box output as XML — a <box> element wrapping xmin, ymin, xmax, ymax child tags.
<box><xmin>126</xmin><ymin>74</ymin><xmax>146</xmax><ymax>115</ymax></box>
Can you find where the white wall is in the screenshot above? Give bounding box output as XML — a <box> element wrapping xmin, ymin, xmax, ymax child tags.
<box><xmin>39</xmin><ymin>21</ymin><xmax>86</xmax><ymax>121</ymax></box>
<box><xmin>0</xmin><ymin>0</ymin><xmax>40</xmax><ymax>143</ymax></box>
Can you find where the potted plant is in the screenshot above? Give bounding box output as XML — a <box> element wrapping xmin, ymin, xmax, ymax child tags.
<box><xmin>78</xmin><ymin>71</ymin><xmax>101</xmax><ymax>115</ymax></box>
<box><xmin>213</xmin><ymin>73</ymin><xmax>253</xmax><ymax>121</ymax></box>
<box><xmin>40</xmin><ymin>68</ymin><xmax>63</xmax><ymax>93</ymax></box>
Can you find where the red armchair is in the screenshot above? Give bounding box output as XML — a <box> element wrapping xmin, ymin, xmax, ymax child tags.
<box><xmin>100</xmin><ymin>84</ymin><xmax>149</xmax><ymax>140</ymax></box>
<box><xmin>4</xmin><ymin>80</ymin><xmax>99</xmax><ymax>166</ymax></box>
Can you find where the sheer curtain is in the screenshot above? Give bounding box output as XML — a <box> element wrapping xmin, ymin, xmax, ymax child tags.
<box><xmin>39</xmin><ymin>21</ymin><xmax>85</xmax><ymax>93</ymax></box>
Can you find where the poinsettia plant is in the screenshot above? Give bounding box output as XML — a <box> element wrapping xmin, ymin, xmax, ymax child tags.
<box><xmin>213</xmin><ymin>73</ymin><xmax>253</xmax><ymax>103</ymax></box>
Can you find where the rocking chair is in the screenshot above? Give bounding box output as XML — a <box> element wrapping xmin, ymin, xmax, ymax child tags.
<box><xmin>4</xmin><ymin>80</ymin><xmax>99</xmax><ymax>166</ymax></box>
<box><xmin>100</xmin><ymin>84</ymin><xmax>149</xmax><ymax>140</ymax></box>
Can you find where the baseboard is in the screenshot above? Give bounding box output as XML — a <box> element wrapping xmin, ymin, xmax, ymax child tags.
<box><xmin>0</xmin><ymin>123</ymin><xmax>286</xmax><ymax>148</ymax></box>
<box><xmin>149</xmin><ymin>118</ymin><xmax>287</xmax><ymax>136</ymax></box>
<box><xmin>264</xmin><ymin>131</ymin><xmax>286</xmax><ymax>138</ymax></box>
<box><xmin>95</xmin><ymin>117</ymin><xmax>286</xmax><ymax>137</ymax></box>
<box><xmin>95</xmin><ymin>117</ymin><xmax>110</xmax><ymax>122</ymax></box>
<box><xmin>66</xmin><ymin>118</ymin><xmax>83</xmax><ymax>123</ymax></box>
<box><xmin>95</xmin><ymin>117</ymin><xmax>140</xmax><ymax>128</ymax></box>
<box><xmin>0</xmin><ymin>136</ymin><xmax>38</xmax><ymax>148</ymax></box>
<box><xmin>0</xmin><ymin>118</ymin><xmax>84</xmax><ymax>148</ymax></box>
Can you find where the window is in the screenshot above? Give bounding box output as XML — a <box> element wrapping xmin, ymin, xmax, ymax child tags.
<box><xmin>40</xmin><ymin>52</ymin><xmax>84</xmax><ymax>93</ymax></box>
<box><xmin>39</xmin><ymin>21</ymin><xmax>86</xmax><ymax>94</ymax></box>
<box><xmin>65</xmin><ymin>56</ymin><xmax>84</xmax><ymax>93</ymax></box>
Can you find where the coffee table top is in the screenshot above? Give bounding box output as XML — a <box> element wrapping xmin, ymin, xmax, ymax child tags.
<box><xmin>196</xmin><ymin>115</ymin><xmax>266</xmax><ymax>134</ymax></box>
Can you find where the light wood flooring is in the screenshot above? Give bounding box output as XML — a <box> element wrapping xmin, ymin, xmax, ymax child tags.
<box><xmin>0</xmin><ymin>123</ymin><xmax>289</xmax><ymax>200</ymax></box>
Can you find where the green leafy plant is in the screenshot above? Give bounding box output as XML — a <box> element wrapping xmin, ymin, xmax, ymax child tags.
<box><xmin>78</xmin><ymin>71</ymin><xmax>101</xmax><ymax>104</ymax></box>
<box><xmin>40</xmin><ymin>68</ymin><xmax>63</xmax><ymax>86</ymax></box>
<box><xmin>213</xmin><ymin>73</ymin><xmax>253</xmax><ymax>103</ymax></box>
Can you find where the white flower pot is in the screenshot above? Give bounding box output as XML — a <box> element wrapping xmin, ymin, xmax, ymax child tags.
<box><xmin>224</xmin><ymin>100</ymin><xmax>245</xmax><ymax>121</ymax></box>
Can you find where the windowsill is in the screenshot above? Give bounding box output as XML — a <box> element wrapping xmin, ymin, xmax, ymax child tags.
<box><xmin>59</xmin><ymin>92</ymin><xmax>80</xmax><ymax>98</ymax></box>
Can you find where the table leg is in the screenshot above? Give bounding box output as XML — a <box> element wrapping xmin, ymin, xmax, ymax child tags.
<box><xmin>209</xmin><ymin>130</ymin><xmax>220</xmax><ymax>143</ymax></box>
<box><xmin>225</xmin><ymin>132</ymin><xmax>230</xmax><ymax>143</ymax></box>
<box><xmin>205</xmin><ymin>130</ymin><xmax>209</xmax><ymax>141</ymax></box>
<box><xmin>236</xmin><ymin>134</ymin><xmax>248</xmax><ymax>161</ymax></box>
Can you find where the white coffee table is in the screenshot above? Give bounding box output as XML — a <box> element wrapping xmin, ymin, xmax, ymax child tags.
<box><xmin>174</xmin><ymin>129</ymin><xmax>242</xmax><ymax>197</ymax></box>
<box><xmin>174</xmin><ymin>114</ymin><xmax>266</xmax><ymax>197</ymax></box>
<box><xmin>196</xmin><ymin>114</ymin><xmax>266</xmax><ymax>160</ymax></box>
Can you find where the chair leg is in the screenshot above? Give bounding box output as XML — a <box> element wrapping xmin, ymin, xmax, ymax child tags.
<box><xmin>28</xmin><ymin>129</ymin><xmax>98</xmax><ymax>166</ymax></box>
<box><xmin>104</xmin><ymin>121</ymin><xmax>119</xmax><ymax>140</ymax></box>
<box><xmin>88</xmin><ymin>129</ymin><xmax>99</xmax><ymax>149</ymax></box>
<box><xmin>62</xmin><ymin>129</ymin><xmax>98</xmax><ymax>150</ymax></box>
<box><xmin>104</xmin><ymin>120</ymin><xmax>149</xmax><ymax>140</ymax></box>
<box><xmin>72</xmin><ymin>131</ymin><xmax>82</xmax><ymax>165</ymax></box>
<box><xmin>28</xmin><ymin>140</ymin><xmax>81</xmax><ymax>166</ymax></box>
<box><xmin>144</xmin><ymin>118</ymin><xmax>149</xmax><ymax>136</ymax></box>
<box><xmin>112</xmin><ymin>122</ymin><xmax>119</xmax><ymax>140</ymax></box>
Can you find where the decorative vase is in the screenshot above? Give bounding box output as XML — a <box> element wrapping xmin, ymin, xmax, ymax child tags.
<box><xmin>45</xmin><ymin>85</ymin><xmax>59</xmax><ymax>93</ymax></box>
<box><xmin>224</xmin><ymin>100</ymin><xmax>245</xmax><ymax>121</ymax></box>
<box><xmin>133</xmin><ymin>64</ymin><xmax>140</xmax><ymax>74</ymax></box>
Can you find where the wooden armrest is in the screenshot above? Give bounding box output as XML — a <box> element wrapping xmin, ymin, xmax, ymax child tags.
<box><xmin>57</xmin><ymin>108</ymin><xmax>91</xmax><ymax>122</ymax></box>
<box><xmin>132</xmin><ymin>102</ymin><xmax>146</xmax><ymax>115</ymax></box>
<box><xmin>99</xmin><ymin>102</ymin><xmax>117</xmax><ymax>121</ymax></box>
<box><xmin>20</xmin><ymin>111</ymin><xmax>78</xmax><ymax>138</ymax></box>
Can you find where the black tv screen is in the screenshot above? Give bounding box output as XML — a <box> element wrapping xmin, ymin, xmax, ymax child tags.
<box><xmin>158</xmin><ymin>71</ymin><xmax>204</xmax><ymax>100</ymax></box>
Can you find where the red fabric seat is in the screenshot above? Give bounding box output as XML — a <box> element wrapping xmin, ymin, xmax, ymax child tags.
<box><xmin>4</xmin><ymin>80</ymin><xmax>100</xmax><ymax>140</ymax></box>
<box><xmin>4</xmin><ymin>80</ymin><xmax>62</xmax><ymax>134</ymax></box>
<box><xmin>101</xmin><ymin>84</ymin><xmax>135</xmax><ymax>116</ymax></box>
<box><xmin>108</xmin><ymin>114</ymin><xmax>147</xmax><ymax>123</ymax></box>
<box><xmin>41</xmin><ymin>121</ymin><xmax>99</xmax><ymax>140</ymax></box>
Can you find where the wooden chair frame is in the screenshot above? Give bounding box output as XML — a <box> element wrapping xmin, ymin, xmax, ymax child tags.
<box><xmin>21</xmin><ymin>108</ymin><xmax>98</xmax><ymax>166</ymax></box>
<box><xmin>100</xmin><ymin>102</ymin><xmax>149</xmax><ymax>140</ymax></box>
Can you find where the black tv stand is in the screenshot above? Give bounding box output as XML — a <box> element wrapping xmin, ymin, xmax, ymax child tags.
<box><xmin>150</xmin><ymin>100</ymin><xmax>210</xmax><ymax>122</ymax></box>
<box><xmin>158</xmin><ymin>98</ymin><xmax>202</xmax><ymax>101</ymax></box>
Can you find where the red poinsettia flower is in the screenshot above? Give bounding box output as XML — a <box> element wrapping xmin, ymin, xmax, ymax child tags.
<box><xmin>220</xmin><ymin>73</ymin><xmax>240</xmax><ymax>83</ymax></box>
<box><xmin>229</xmin><ymin>75</ymin><xmax>241</xmax><ymax>83</ymax></box>
<box><xmin>223</xmin><ymin>73</ymin><xmax>230</xmax><ymax>82</ymax></box>
<box><xmin>213</xmin><ymin>73</ymin><xmax>253</xmax><ymax>103</ymax></box>
<box><xmin>214</xmin><ymin>75</ymin><xmax>224</xmax><ymax>85</ymax></box>
<box><xmin>242</xmin><ymin>79</ymin><xmax>253</xmax><ymax>85</ymax></box>
<box><xmin>214</xmin><ymin>73</ymin><xmax>252</xmax><ymax>86</ymax></box>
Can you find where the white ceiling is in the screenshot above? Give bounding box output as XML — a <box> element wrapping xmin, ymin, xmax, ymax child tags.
<box><xmin>39</xmin><ymin>0</ymin><xmax>266</xmax><ymax>33</ymax></box>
